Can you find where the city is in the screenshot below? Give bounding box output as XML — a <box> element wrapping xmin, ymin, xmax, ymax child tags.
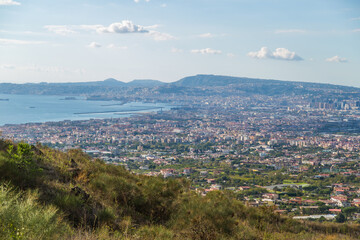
<box><xmin>2</xmin><ymin>84</ymin><xmax>360</xmax><ymax>222</ymax></box>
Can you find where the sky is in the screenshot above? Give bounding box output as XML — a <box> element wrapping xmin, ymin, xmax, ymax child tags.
<box><xmin>0</xmin><ymin>0</ymin><xmax>359</xmax><ymax>87</ymax></box>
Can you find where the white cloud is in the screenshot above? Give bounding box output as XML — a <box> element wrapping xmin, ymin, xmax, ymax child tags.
<box><xmin>351</xmin><ymin>17</ymin><xmax>360</xmax><ymax>21</ymax></box>
<box><xmin>0</xmin><ymin>38</ymin><xmax>45</xmax><ymax>45</ymax></box>
<box><xmin>78</xmin><ymin>25</ymin><xmax>103</xmax><ymax>31</ymax></box>
<box><xmin>275</xmin><ymin>29</ymin><xmax>306</xmax><ymax>34</ymax></box>
<box><xmin>46</xmin><ymin>21</ymin><xmax>173</xmax><ymax>41</ymax></box>
<box><xmin>227</xmin><ymin>53</ymin><xmax>235</xmax><ymax>57</ymax></box>
<box><xmin>196</xmin><ymin>33</ymin><xmax>227</xmax><ymax>38</ymax></box>
<box><xmin>44</xmin><ymin>25</ymin><xmax>75</xmax><ymax>35</ymax></box>
<box><xmin>272</xmin><ymin>48</ymin><xmax>303</xmax><ymax>60</ymax></box>
<box><xmin>191</xmin><ymin>48</ymin><xmax>222</xmax><ymax>55</ymax></box>
<box><xmin>171</xmin><ymin>47</ymin><xmax>183</xmax><ymax>53</ymax></box>
<box><xmin>198</xmin><ymin>33</ymin><xmax>214</xmax><ymax>38</ymax></box>
<box><xmin>325</xmin><ymin>56</ymin><xmax>348</xmax><ymax>63</ymax></box>
<box><xmin>0</xmin><ymin>0</ymin><xmax>20</xmax><ymax>6</ymax></box>
<box><xmin>248</xmin><ymin>47</ymin><xmax>272</xmax><ymax>59</ymax></box>
<box><xmin>148</xmin><ymin>31</ymin><xmax>174</xmax><ymax>41</ymax></box>
<box><xmin>161</xmin><ymin>3</ymin><xmax>167</xmax><ymax>7</ymax></box>
<box><xmin>134</xmin><ymin>0</ymin><xmax>150</xmax><ymax>3</ymax></box>
<box><xmin>248</xmin><ymin>47</ymin><xmax>303</xmax><ymax>61</ymax></box>
<box><xmin>107</xmin><ymin>44</ymin><xmax>128</xmax><ymax>50</ymax></box>
<box><xmin>144</xmin><ymin>24</ymin><xmax>160</xmax><ymax>30</ymax></box>
<box><xmin>87</xmin><ymin>42</ymin><xmax>102</xmax><ymax>48</ymax></box>
<box><xmin>87</xmin><ymin>21</ymin><xmax>149</xmax><ymax>34</ymax></box>
<box><xmin>353</xmin><ymin>29</ymin><xmax>360</xmax><ymax>32</ymax></box>
<box><xmin>24</xmin><ymin>65</ymin><xmax>65</xmax><ymax>73</ymax></box>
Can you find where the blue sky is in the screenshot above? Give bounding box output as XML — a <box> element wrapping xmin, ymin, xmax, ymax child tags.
<box><xmin>0</xmin><ymin>0</ymin><xmax>359</xmax><ymax>87</ymax></box>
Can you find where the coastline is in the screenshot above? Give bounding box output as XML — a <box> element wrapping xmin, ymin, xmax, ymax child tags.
<box><xmin>0</xmin><ymin>93</ymin><xmax>174</xmax><ymax>126</ymax></box>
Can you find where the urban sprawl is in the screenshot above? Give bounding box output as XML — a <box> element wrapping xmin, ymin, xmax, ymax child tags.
<box><xmin>1</xmin><ymin>88</ymin><xmax>360</xmax><ymax>223</ymax></box>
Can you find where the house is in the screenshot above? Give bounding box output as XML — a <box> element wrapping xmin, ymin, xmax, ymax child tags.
<box><xmin>352</xmin><ymin>199</ymin><xmax>360</xmax><ymax>207</ymax></box>
<box><xmin>331</xmin><ymin>196</ymin><xmax>350</xmax><ymax>207</ymax></box>
<box><xmin>262</xmin><ymin>193</ymin><xmax>279</xmax><ymax>200</ymax></box>
<box><xmin>210</xmin><ymin>184</ymin><xmax>222</xmax><ymax>190</ymax></box>
<box><xmin>239</xmin><ymin>186</ymin><xmax>251</xmax><ymax>191</ymax></box>
<box><xmin>274</xmin><ymin>209</ymin><xmax>287</xmax><ymax>214</ymax></box>
<box><xmin>302</xmin><ymin>199</ymin><xmax>316</xmax><ymax>205</ymax></box>
<box><xmin>183</xmin><ymin>168</ymin><xmax>192</xmax><ymax>175</ymax></box>
<box><xmin>289</xmin><ymin>197</ymin><xmax>302</xmax><ymax>205</ymax></box>
<box><xmin>261</xmin><ymin>198</ymin><xmax>275</xmax><ymax>206</ymax></box>
<box><xmin>333</xmin><ymin>187</ymin><xmax>349</xmax><ymax>195</ymax></box>
<box><xmin>329</xmin><ymin>209</ymin><xmax>342</xmax><ymax>214</ymax></box>
<box><xmin>160</xmin><ymin>168</ymin><xmax>175</xmax><ymax>178</ymax></box>
<box><xmin>245</xmin><ymin>199</ymin><xmax>260</xmax><ymax>207</ymax></box>
<box><xmin>293</xmin><ymin>215</ymin><xmax>336</xmax><ymax>220</ymax></box>
<box><xmin>207</xmin><ymin>179</ymin><xmax>216</xmax><ymax>184</ymax></box>
<box><xmin>319</xmin><ymin>200</ymin><xmax>337</xmax><ymax>207</ymax></box>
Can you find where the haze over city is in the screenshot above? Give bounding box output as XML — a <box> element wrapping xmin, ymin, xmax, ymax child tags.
<box><xmin>0</xmin><ymin>0</ymin><xmax>359</xmax><ymax>86</ymax></box>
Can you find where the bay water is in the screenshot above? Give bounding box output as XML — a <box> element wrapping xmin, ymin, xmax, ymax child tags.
<box><xmin>0</xmin><ymin>94</ymin><xmax>172</xmax><ymax>126</ymax></box>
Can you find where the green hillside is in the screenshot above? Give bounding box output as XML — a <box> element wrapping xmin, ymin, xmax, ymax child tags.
<box><xmin>0</xmin><ymin>139</ymin><xmax>359</xmax><ymax>240</ymax></box>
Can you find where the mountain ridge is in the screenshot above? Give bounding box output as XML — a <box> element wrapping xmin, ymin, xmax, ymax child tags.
<box><xmin>0</xmin><ymin>74</ymin><xmax>359</xmax><ymax>96</ymax></box>
<box><xmin>173</xmin><ymin>74</ymin><xmax>360</xmax><ymax>91</ymax></box>
<box><xmin>1</xmin><ymin>74</ymin><xmax>359</xmax><ymax>90</ymax></box>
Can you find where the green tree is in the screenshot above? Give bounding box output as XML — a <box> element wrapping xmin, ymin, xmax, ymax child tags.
<box><xmin>7</xmin><ymin>143</ymin><xmax>35</xmax><ymax>170</ymax></box>
<box><xmin>335</xmin><ymin>213</ymin><xmax>346</xmax><ymax>223</ymax></box>
<box><xmin>343</xmin><ymin>207</ymin><xmax>357</xmax><ymax>218</ymax></box>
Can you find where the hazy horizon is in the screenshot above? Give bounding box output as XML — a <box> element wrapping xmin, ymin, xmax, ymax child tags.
<box><xmin>1</xmin><ymin>73</ymin><xmax>360</xmax><ymax>89</ymax></box>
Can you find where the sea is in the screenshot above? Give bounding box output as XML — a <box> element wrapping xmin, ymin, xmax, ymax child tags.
<box><xmin>0</xmin><ymin>94</ymin><xmax>173</xmax><ymax>126</ymax></box>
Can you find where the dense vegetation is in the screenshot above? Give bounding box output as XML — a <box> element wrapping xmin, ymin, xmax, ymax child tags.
<box><xmin>0</xmin><ymin>139</ymin><xmax>359</xmax><ymax>239</ymax></box>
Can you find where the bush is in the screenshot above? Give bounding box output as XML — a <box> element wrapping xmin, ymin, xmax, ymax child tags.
<box><xmin>170</xmin><ymin>191</ymin><xmax>243</xmax><ymax>239</ymax></box>
<box><xmin>0</xmin><ymin>184</ymin><xmax>71</xmax><ymax>240</ymax></box>
<box><xmin>7</xmin><ymin>143</ymin><xmax>35</xmax><ymax>171</ymax></box>
<box><xmin>134</xmin><ymin>225</ymin><xmax>174</xmax><ymax>240</ymax></box>
<box><xmin>54</xmin><ymin>193</ymin><xmax>84</xmax><ymax>214</ymax></box>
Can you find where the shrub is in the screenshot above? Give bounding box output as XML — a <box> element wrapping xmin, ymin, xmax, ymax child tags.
<box><xmin>134</xmin><ymin>225</ymin><xmax>174</xmax><ymax>240</ymax></box>
<box><xmin>0</xmin><ymin>184</ymin><xmax>71</xmax><ymax>240</ymax></box>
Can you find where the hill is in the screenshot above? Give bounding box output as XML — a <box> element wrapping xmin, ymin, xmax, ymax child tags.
<box><xmin>0</xmin><ymin>78</ymin><xmax>162</xmax><ymax>95</ymax></box>
<box><xmin>0</xmin><ymin>139</ymin><xmax>359</xmax><ymax>239</ymax></box>
<box><xmin>172</xmin><ymin>74</ymin><xmax>266</xmax><ymax>87</ymax></box>
<box><xmin>171</xmin><ymin>74</ymin><xmax>360</xmax><ymax>95</ymax></box>
<box><xmin>127</xmin><ymin>79</ymin><xmax>165</xmax><ymax>87</ymax></box>
<box><xmin>1</xmin><ymin>74</ymin><xmax>359</xmax><ymax>96</ymax></box>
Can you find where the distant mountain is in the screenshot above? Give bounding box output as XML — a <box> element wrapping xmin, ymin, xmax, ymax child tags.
<box><xmin>171</xmin><ymin>74</ymin><xmax>360</xmax><ymax>94</ymax></box>
<box><xmin>127</xmin><ymin>79</ymin><xmax>165</xmax><ymax>87</ymax></box>
<box><xmin>173</xmin><ymin>74</ymin><xmax>359</xmax><ymax>90</ymax></box>
<box><xmin>53</xmin><ymin>78</ymin><xmax>127</xmax><ymax>87</ymax></box>
<box><xmin>100</xmin><ymin>78</ymin><xmax>126</xmax><ymax>86</ymax></box>
<box><xmin>0</xmin><ymin>78</ymin><xmax>161</xmax><ymax>95</ymax></box>
<box><xmin>172</xmin><ymin>74</ymin><xmax>267</xmax><ymax>87</ymax></box>
<box><xmin>0</xmin><ymin>74</ymin><xmax>359</xmax><ymax>96</ymax></box>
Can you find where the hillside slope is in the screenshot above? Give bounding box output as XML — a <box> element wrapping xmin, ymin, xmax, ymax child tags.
<box><xmin>0</xmin><ymin>139</ymin><xmax>359</xmax><ymax>240</ymax></box>
<box><xmin>173</xmin><ymin>74</ymin><xmax>360</xmax><ymax>91</ymax></box>
<box><xmin>1</xmin><ymin>74</ymin><xmax>359</xmax><ymax>96</ymax></box>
